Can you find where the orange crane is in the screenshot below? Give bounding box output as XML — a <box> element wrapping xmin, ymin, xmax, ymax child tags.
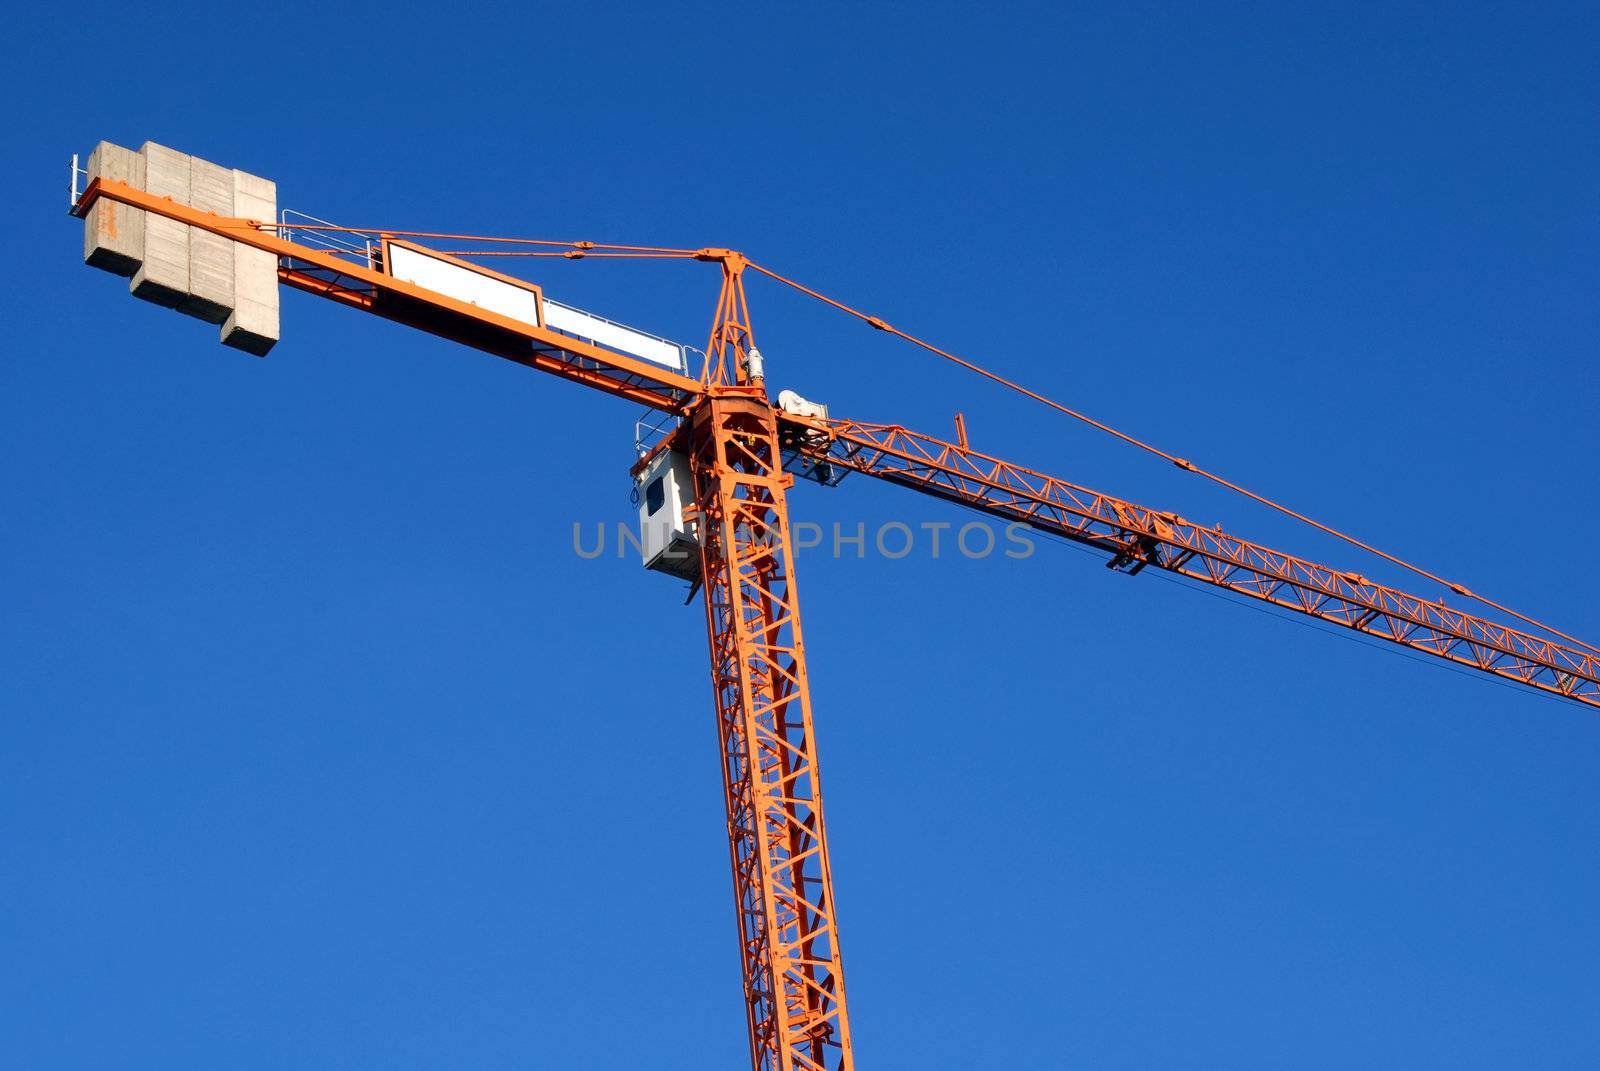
<box><xmin>70</xmin><ymin>157</ymin><xmax>1600</xmax><ymax>1071</ymax></box>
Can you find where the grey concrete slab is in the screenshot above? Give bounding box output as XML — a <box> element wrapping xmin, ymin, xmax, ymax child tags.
<box><xmin>221</xmin><ymin>169</ymin><xmax>279</xmax><ymax>356</ymax></box>
<box><xmin>180</xmin><ymin>156</ymin><xmax>236</xmax><ymax>323</ymax></box>
<box><xmin>83</xmin><ymin>141</ymin><xmax>145</xmax><ymax>276</ymax></box>
<box><xmin>130</xmin><ymin>143</ymin><xmax>191</xmax><ymax>308</ymax></box>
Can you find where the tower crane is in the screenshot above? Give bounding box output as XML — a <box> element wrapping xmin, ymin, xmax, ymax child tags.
<box><xmin>68</xmin><ymin>142</ymin><xmax>1600</xmax><ymax>1071</ymax></box>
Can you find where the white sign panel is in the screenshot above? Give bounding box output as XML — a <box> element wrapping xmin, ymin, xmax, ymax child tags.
<box><xmin>386</xmin><ymin>242</ymin><xmax>543</xmax><ymax>329</ymax></box>
<box><xmin>542</xmin><ymin>298</ymin><xmax>686</xmax><ymax>373</ymax></box>
<box><xmin>384</xmin><ymin>240</ymin><xmax>686</xmax><ymax>374</ymax></box>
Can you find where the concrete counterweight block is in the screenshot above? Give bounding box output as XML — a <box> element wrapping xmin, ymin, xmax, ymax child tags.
<box><xmin>83</xmin><ymin>141</ymin><xmax>145</xmax><ymax>275</ymax></box>
<box><xmin>130</xmin><ymin>142</ymin><xmax>192</xmax><ymax>308</ymax></box>
<box><xmin>80</xmin><ymin>137</ymin><xmax>281</xmax><ymax>356</ymax></box>
<box><xmin>221</xmin><ymin>169</ymin><xmax>279</xmax><ymax>356</ymax></box>
<box><xmin>181</xmin><ymin>157</ymin><xmax>236</xmax><ymax>323</ymax></box>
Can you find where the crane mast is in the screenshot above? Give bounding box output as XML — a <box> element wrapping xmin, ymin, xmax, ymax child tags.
<box><xmin>687</xmin><ymin>261</ymin><xmax>852</xmax><ymax>1070</ymax></box>
<box><xmin>691</xmin><ymin>396</ymin><xmax>851</xmax><ymax>1071</ymax></box>
<box><xmin>69</xmin><ymin>157</ymin><xmax>1597</xmax><ymax>1071</ymax></box>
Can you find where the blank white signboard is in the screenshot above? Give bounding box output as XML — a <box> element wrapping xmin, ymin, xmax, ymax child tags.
<box><xmin>542</xmin><ymin>299</ymin><xmax>686</xmax><ymax>372</ymax></box>
<box><xmin>386</xmin><ymin>243</ymin><xmax>542</xmax><ymax>329</ymax></box>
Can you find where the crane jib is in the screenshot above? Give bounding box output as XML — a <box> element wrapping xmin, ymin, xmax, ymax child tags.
<box><xmin>786</xmin><ymin>416</ymin><xmax>1600</xmax><ymax>708</ymax></box>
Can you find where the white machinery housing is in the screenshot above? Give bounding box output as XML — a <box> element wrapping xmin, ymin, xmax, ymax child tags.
<box><xmin>636</xmin><ymin>449</ymin><xmax>700</xmax><ymax>581</ymax></box>
<box><xmin>777</xmin><ymin>389</ymin><xmax>828</xmax><ymax>421</ymax></box>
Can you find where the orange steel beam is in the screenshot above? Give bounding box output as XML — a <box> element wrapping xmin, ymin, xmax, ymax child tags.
<box><xmin>72</xmin><ymin>179</ymin><xmax>704</xmax><ymax>414</ymax></box>
<box><xmin>783</xmin><ymin>417</ymin><xmax>1600</xmax><ymax>709</ymax></box>
<box><xmin>686</xmin><ymin>396</ymin><xmax>853</xmax><ymax>1071</ymax></box>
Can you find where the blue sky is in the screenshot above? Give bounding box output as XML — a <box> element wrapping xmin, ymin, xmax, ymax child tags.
<box><xmin>4</xmin><ymin>3</ymin><xmax>1598</xmax><ymax>1067</ymax></box>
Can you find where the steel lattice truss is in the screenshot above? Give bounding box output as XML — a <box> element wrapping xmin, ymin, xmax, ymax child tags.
<box><xmin>692</xmin><ymin>399</ymin><xmax>852</xmax><ymax>1071</ymax></box>
<box><xmin>787</xmin><ymin>418</ymin><xmax>1600</xmax><ymax>708</ymax></box>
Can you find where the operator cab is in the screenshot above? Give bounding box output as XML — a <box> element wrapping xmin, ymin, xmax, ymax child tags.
<box><xmin>635</xmin><ymin>448</ymin><xmax>700</xmax><ymax>581</ymax></box>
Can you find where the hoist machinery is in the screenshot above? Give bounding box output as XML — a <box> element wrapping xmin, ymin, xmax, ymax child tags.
<box><xmin>68</xmin><ymin>141</ymin><xmax>1600</xmax><ymax>1071</ymax></box>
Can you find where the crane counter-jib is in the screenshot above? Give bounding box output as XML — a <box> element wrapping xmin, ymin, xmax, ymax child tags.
<box><xmin>74</xmin><ymin>159</ymin><xmax>705</xmax><ymax>415</ymax></box>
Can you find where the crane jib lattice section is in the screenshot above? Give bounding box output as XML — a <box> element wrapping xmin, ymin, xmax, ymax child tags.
<box><xmin>793</xmin><ymin>419</ymin><xmax>1600</xmax><ymax>708</ymax></box>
